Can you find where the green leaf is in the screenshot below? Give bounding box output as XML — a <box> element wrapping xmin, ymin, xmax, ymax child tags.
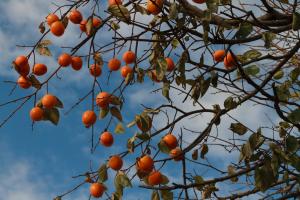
<box><xmin>44</xmin><ymin>108</ymin><xmax>59</xmax><ymax>125</ymax></box>
<box><xmin>230</xmin><ymin>123</ymin><xmax>248</xmax><ymax>135</ymax></box>
<box><xmin>262</xmin><ymin>32</ymin><xmax>276</xmax><ymax>49</ymax></box>
<box><xmin>289</xmin><ymin>67</ymin><xmax>300</xmax><ymax>82</ymax></box>
<box><xmin>160</xmin><ymin>190</ymin><xmax>173</xmax><ymax>200</ymax></box>
<box><xmin>200</xmin><ymin>77</ymin><xmax>211</xmax><ymax>97</ymax></box>
<box><xmin>108</xmin><ymin>5</ymin><xmax>131</xmax><ymax>22</ymax></box>
<box><xmin>255</xmin><ymin>160</ymin><xmax>276</xmax><ymax>191</ymax></box>
<box><xmin>273</xmin><ymin>70</ymin><xmax>284</xmax><ymax>80</ymax></box>
<box><xmin>224</xmin><ymin>96</ymin><xmax>237</xmax><ymax>110</ymax></box>
<box><xmin>110</xmin><ymin>106</ymin><xmax>123</xmax><ymax>121</ymax></box>
<box><xmin>292</xmin><ymin>12</ymin><xmax>300</xmax><ymax>31</ymax></box>
<box><xmin>243</xmin><ymin>50</ymin><xmax>262</xmax><ymax>60</ymax></box>
<box><xmin>287</xmin><ymin>108</ymin><xmax>300</xmax><ymax>123</ymax></box>
<box><xmin>286</xmin><ymin>135</ymin><xmax>299</xmax><ymax>153</ymax></box>
<box><xmin>136</xmin><ymin>133</ymin><xmax>150</xmax><ymax>141</ymax></box>
<box><xmin>162</xmin><ymin>81</ymin><xmax>170</xmax><ymax>101</ymax></box>
<box><xmin>168</xmin><ymin>2</ymin><xmax>178</xmax><ymax>20</ymax></box>
<box><xmin>86</xmin><ymin>18</ymin><xmax>93</xmax><ymax>36</ymax></box>
<box><xmin>114</xmin><ymin>123</ymin><xmax>125</xmax><ymax>134</ymax></box>
<box><xmin>227</xmin><ymin>165</ymin><xmax>238</xmax><ymax>182</ymax></box>
<box><xmin>158</xmin><ymin>140</ymin><xmax>170</xmax><ymax>154</ymax></box>
<box><xmin>98</xmin><ymin>164</ymin><xmax>108</xmax><ymax>182</ymax></box>
<box><xmin>156</xmin><ymin>57</ymin><xmax>167</xmax><ymax>81</ymax></box>
<box><xmin>100</xmin><ymin>108</ymin><xmax>109</xmax><ymax>119</ymax></box>
<box><xmin>161</xmin><ymin>174</ymin><xmax>169</xmax><ymax>185</ymax></box>
<box><xmin>193</xmin><ymin>175</ymin><xmax>204</xmax><ymax>191</ymax></box>
<box><xmin>271</xmin><ymin>152</ymin><xmax>279</xmax><ymax>177</ymax></box>
<box><xmin>236</xmin><ymin>22</ymin><xmax>253</xmax><ymax>39</ymax></box>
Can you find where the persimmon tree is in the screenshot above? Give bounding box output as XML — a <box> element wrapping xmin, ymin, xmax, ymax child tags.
<box><xmin>1</xmin><ymin>0</ymin><xmax>300</xmax><ymax>199</ymax></box>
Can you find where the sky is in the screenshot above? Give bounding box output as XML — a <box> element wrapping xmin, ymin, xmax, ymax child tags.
<box><xmin>0</xmin><ymin>0</ymin><xmax>284</xmax><ymax>200</ymax></box>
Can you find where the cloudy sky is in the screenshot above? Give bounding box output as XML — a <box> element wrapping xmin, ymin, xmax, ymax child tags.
<box><xmin>0</xmin><ymin>0</ymin><xmax>281</xmax><ymax>199</ymax></box>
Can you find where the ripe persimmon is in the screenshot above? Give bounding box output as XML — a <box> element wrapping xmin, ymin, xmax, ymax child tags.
<box><xmin>46</xmin><ymin>13</ymin><xmax>59</xmax><ymax>26</ymax></box>
<box><xmin>90</xmin><ymin>64</ymin><xmax>102</xmax><ymax>77</ymax></box>
<box><xmin>108</xmin><ymin>155</ymin><xmax>123</xmax><ymax>171</ymax></box>
<box><xmin>71</xmin><ymin>56</ymin><xmax>83</xmax><ymax>71</ymax></box>
<box><xmin>93</xmin><ymin>17</ymin><xmax>102</xmax><ymax>28</ymax></box>
<box><xmin>120</xmin><ymin>66</ymin><xmax>133</xmax><ymax>78</ymax></box>
<box><xmin>170</xmin><ymin>148</ymin><xmax>184</xmax><ymax>161</ymax></box>
<box><xmin>80</xmin><ymin>19</ymin><xmax>87</xmax><ymax>32</ymax></box>
<box><xmin>90</xmin><ymin>182</ymin><xmax>105</xmax><ymax>198</ymax></box>
<box><xmin>82</xmin><ymin>110</ymin><xmax>97</xmax><ymax>127</ymax></box>
<box><xmin>17</xmin><ymin>76</ymin><xmax>31</xmax><ymax>89</ymax></box>
<box><xmin>108</xmin><ymin>0</ymin><xmax>123</xmax><ymax>6</ymax></box>
<box><xmin>33</xmin><ymin>63</ymin><xmax>47</xmax><ymax>76</ymax></box>
<box><xmin>193</xmin><ymin>0</ymin><xmax>206</xmax><ymax>3</ymax></box>
<box><xmin>50</xmin><ymin>21</ymin><xmax>65</xmax><ymax>37</ymax></box>
<box><xmin>58</xmin><ymin>53</ymin><xmax>72</xmax><ymax>67</ymax></box>
<box><xmin>42</xmin><ymin>94</ymin><xmax>58</xmax><ymax>109</ymax></box>
<box><xmin>100</xmin><ymin>131</ymin><xmax>114</xmax><ymax>147</ymax></box>
<box><xmin>108</xmin><ymin>58</ymin><xmax>121</xmax><ymax>71</ymax></box>
<box><xmin>213</xmin><ymin>50</ymin><xmax>225</xmax><ymax>62</ymax></box>
<box><xmin>69</xmin><ymin>10</ymin><xmax>82</xmax><ymax>24</ymax></box>
<box><xmin>96</xmin><ymin>92</ymin><xmax>111</xmax><ymax>108</ymax></box>
<box><xmin>136</xmin><ymin>155</ymin><xmax>154</xmax><ymax>172</ymax></box>
<box><xmin>30</xmin><ymin>107</ymin><xmax>44</xmax><ymax>121</ymax></box>
<box><xmin>122</xmin><ymin>51</ymin><xmax>136</xmax><ymax>64</ymax></box>
<box><xmin>14</xmin><ymin>55</ymin><xmax>30</xmax><ymax>76</ymax></box>
<box><xmin>224</xmin><ymin>52</ymin><xmax>236</xmax><ymax>70</ymax></box>
<box><xmin>165</xmin><ymin>57</ymin><xmax>175</xmax><ymax>71</ymax></box>
<box><xmin>147</xmin><ymin>0</ymin><xmax>163</xmax><ymax>15</ymax></box>
<box><xmin>148</xmin><ymin>171</ymin><xmax>163</xmax><ymax>185</ymax></box>
<box><xmin>162</xmin><ymin>133</ymin><xmax>178</xmax><ymax>150</ymax></box>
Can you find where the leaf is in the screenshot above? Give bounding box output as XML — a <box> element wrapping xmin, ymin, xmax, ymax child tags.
<box><xmin>111</xmin><ymin>22</ymin><xmax>120</xmax><ymax>30</ymax></box>
<box><xmin>224</xmin><ymin>96</ymin><xmax>237</xmax><ymax>110</ymax></box>
<box><xmin>114</xmin><ymin>123</ymin><xmax>125</xmax><ymax>134</ymax></box>
<box><xmin>239</xmin><ymin>142</ymin><xmax>252</xmax><ymax>162</ymax></box>
<box><xmin>86</xmin><ymin>18</ymin><xmax>93</xmax><ymax>36</ymax></box>
<box><xmin>200</xmin><ymin>77</ymin><xmax>211</xmax><ymax>97</ymax></box>
<box><xmin>168</xmin><ymin>2</ymin><xmax>178</xmax><ymax>20</ymax></box>
<box><xmin>127</xmin><ymin>137</ymin><xmax>135</xmax><ymax>153</ymax></box>
<box><xmin>98</xmin><ymin>164</ymin><xmax>108</xmax><ymax>182</ymax></box>
<box><xmin>156</xmin><ymin>58</ymin><xmax>167</xmax><ymax>81</ymax></box>
<box><xmin>292</xmin><ymin>12</ymin><xmax>300</xmax><ymax>31</ymax></box>
<box><xmin>210</xmin><ymin>71</ymin><xmax>218</xmax><ymax>87</ymax></box>
<box><xmin>160</xmin><ymin>190</ymin><xmax>173</xmax><ymax>200</ymax></box>
<box><xmin>162</xmin><ymin>81</ymin><xmax>170</xmax><ymax>101</ymax></box>
<box><xmin>273</xmin><ymin>70</ymin><xmax>284</xmax><ymax>80</ymax></box>
<box><xmin>127</xmin><ymin>120</ymin><xmax>136</xmax><ymax>128</ymax></box>
<box><xmin>136</xmin><ymin>133</ymin><xmax>150</xmax><ymax>141</ymax></box>
<box><xmin>28</xmin><ymin>75</ymin><xmax>41</xmax><ymax>89</ymax></box>
<box><xmin>192</xmin><ymin>149</ymin><xmax>198</xmax><ymax>160</ymax></box>
<box><xmin>100</xmin><ymin>108</ymin><xmax>109</xmax><ymax>119</ymax></box>
<box><xmin>193</xmin><ymin>176</ymin><xmax>204</xmax><ymax>191</ymax></box>
<box><xmin>160</xmin><ymin>174</ymin><xmax>169</xmax><ymax>185</ymax></box>
<box><xmin>118</xmin><ymin>172</ymin><xmax>132</xmax><ymax>187</ymax></box>
<box><xmin>134</xmin><ymin>3</ymin><xmax>148</xmax><ymax>15</ymax></box>
<box><xmin>62</xmin><ymin>17</ymin><xmax>68</xmax><ymax>28</ymax></box>
<box><xmin>235</xmin><ymin>22</ymin><xmax>253</xmax><ymax>39</ymax></box>
<box><xmin>286</xmin><ymin>135</ymin><xmax>299</xmax><ymax>153</ymax></box>
<box><xmin>110</xmin><ymin>106</ymin><xmax>123</xmax><ymax>121</ymax></box>
<box><xmin>151</xmin><ymin>190</ymin><xmax>160</xmax><ymax>200</ymax></box>
<box><xmin>255</xmin><ymin>160</ymin><xmax>276</xmax><ymax>191</ymax></box>
<box><xmin>171</xmin><ymin>38</ymin><xmax>179</xmax><ymax>49</ymax></box>
<box><xmin>55</xmin><ymin>97</ymin><xmax>64</xmax><ymax>108</ymax></box>
<box><xmin>243</xmin><ymin>50</ymin><xmax>262</xmax><ymax>60</ymax></box>
<box><xmin>262</xmin><ymin>32</ymin><xmax>276</xmax><ymax>49</ymax></box>
<box><xmin>230</xmin><ymin>123</ymin><xmax>248</xmax><ymax>135</ymax></box>
<box><xmin>94</xmin><ymin>53</ymin><xmax>104</xmax><ymax>66</ymax></box>
<box><xmin>108</xmin><ymin>5</ymin><xmax>131</xmax><ymax>22</ymax></box>
<box><xmin>243</xmin><ymin>65</ymin><xmax>260</xmax><ymax>76</ymax></box>
<box><xmin>158</xmin><ymin>140</ymin><xmax>170</xmax><ymax>154</ymax></box>
<box><xmin>227</xmin><ymin>165</ymin><xmax>238</xmax><ymax>182</ymax></box>
<box><xmin>44</xmin><ymin>108</ymin><xmax>60</xmax><ymax>125</ymax></box>
<box><xmin>39</xmin><ymin>22</ymin><xmax>45</xmax><ymax>34</ymax></box>
<box><xmin>287</xmin><ymin>108</ymin><xmax>300</xmax><ymax>123</ymax></box>
<box><xmin>36</xmin><ymin>45</ymin><xmax>52</xmax><ymax>56</ymax></box>
<box><xmin>289</xmin><ymin>67</ymin><xmax>300</xmax><ymax>82</ymax></box>
<box><xmin>200</xmin><ymin>144</ymin><xmax>208</xmax><ymax>159</ymax></box>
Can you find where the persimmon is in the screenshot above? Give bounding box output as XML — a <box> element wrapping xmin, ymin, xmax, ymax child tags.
<box><xmin>147</xmin><ymin>0</ymin><xmax>163</xmax><ymax>15</ymax></box>
<box><xmin>108</xmin><ymin>58</ymin><xmax>121</xmax><ymax>71</ymax></box>
<box><xmin>108</xmin><ymin>155</ymin><xmax>123</xmax><ymax>171</ymax></box>
<box><xmin>90</xmin><ymin>182</ymin><xmax>105</xmax><ymax>198</ymax></box>
<box><xmin>170</xmin><ymin>148</ymin><xmax>184</xmax><ymax>161</ymax></box>
<box><xmin>46</xmin><ymin>13</ymin><xmax>59</xmax><ymax>26</ymax></box>
<box><xmin>122</xmin><ymin>51</ymin><xmax>136</xmax><ymax>64</ymax></box>
<box><xmin>14</xmin><ymin>55</ymin><xmax>30</xmax><ymax>76</ymax></box>
<box><xmin>90</xmin><ymin>64</ymin><xmax>102</xmax><ymax>77</ymax></box>
<box><xmin>148</xmin><ymin>171</ymin><xmax>163</xmax><ymax>185</ymax></box>
<box><xmin>42</xmin><ymin>94</ymin><xmax>58</xmax><ymax>109</ymax></box>
<box><xmin>79</xmin><ymin>19</ymin><xmax>87</xmax><ymax>32</ymax></box>
<box><xmin>100</xmin><ymin>131</ymin><xmax>114</xmax><ymax>147</ymax></box>
<box><xmin>108</xmin><ymin>0</ymin><xmax>122</xmax><ymax>6</ymax></box>
<box><xmin>33</xmin><ymin>63</ymin><xmax>47</xmax><ymax>76</ymax></box>
<box><xmin>136</xmin><ymin>155</ymin><xmax>154</xmax><ymax>172</ymax></box>
<box><xmin>213</xmin><ymin>50</ymin><xmax>225</xmax><ymax>62</ymax></box>
<box><xmin>120</xmin><ymin>66</ymin><xmax>133</xmax><ymax>78</ymax></box>
<box><xmin>162</xmin><ymin>133</ymin><xmax>178</xmax><ymax>150</ymax></box>
<box><xmin>224</xmin><ymin>52</ymin><xmax>236</xmax><ymax>70</ymax></box>
<box><xmin>165</xmin><ymin>57</ymin><xmax>175</xmax><ymax>71</ymax></box>
<box><xmin>71</xmin><ymin>56</ymin><xmax>83</xmax><ymax>71</ymax></box>
<box><xmin>30</xmin><ymin>107</ymin><xmax>44</xmax><ymax>121</ymax></box>
<box><xmin>193</xmin><ymin>0</ymin><xmax>206</xmax><ymax>3</ymax></box>
<box><xmin>82</xmin><ymin>110</ymin><xmax>97</xmax><ymax>127</ymax></box>
<box><xmin>17</xmin><ymin>76</ymin><xmax>31</xmax><ymax>89</ymax></box>
<box><xmin>58</xmin><ymin>53</ymin><xmax>72</xmax><ymax>67</ymax></box>
<box><xmin>69</xmin><ymin>10</ymin><xmax>82</xmax><ymax>24</ymax></box>
<box><xmin>50</xmin><ymin>21</ymin><xmax>65</xmax><ymax>37</ymax></box>
<box><xmin>93</xmin><ymin>17</ymin><xmax>102</xmax><ymax>28</ymax></box>
<box><xmin>96</xmin><ymin>92</ymin><xmax>111</xmax><ymax>108</ymax></box>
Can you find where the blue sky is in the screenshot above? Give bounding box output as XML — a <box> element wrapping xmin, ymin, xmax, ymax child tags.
<box><xmin>0</xmin><ymin>0</ymin><xmax>283</xmax><ymax>199</ymax></box>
